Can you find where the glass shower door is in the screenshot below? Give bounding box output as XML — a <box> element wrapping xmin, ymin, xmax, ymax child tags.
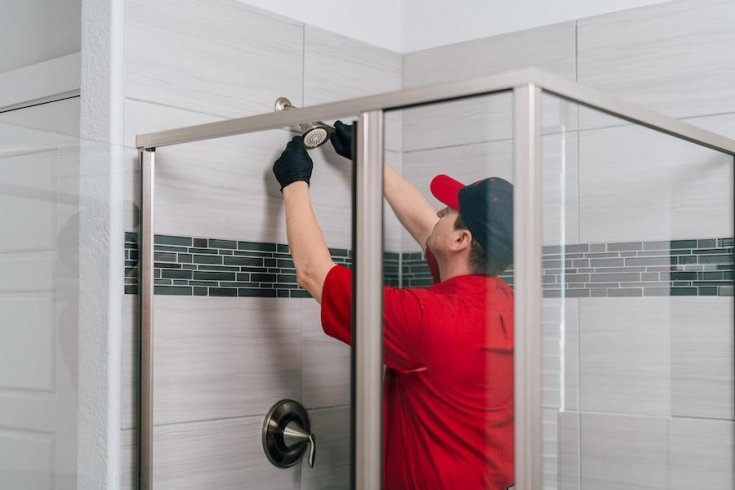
<box><xmin>540</xmin><ymin>94</ymin><xmax>735</xmax><ymax>489</ymax></box>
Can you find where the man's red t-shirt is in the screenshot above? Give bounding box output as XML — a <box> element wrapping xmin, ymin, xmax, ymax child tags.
<box><xmin>320</xmin><ymin>252</ymin><xmax>514</xmax><ymax>489</ymax></box>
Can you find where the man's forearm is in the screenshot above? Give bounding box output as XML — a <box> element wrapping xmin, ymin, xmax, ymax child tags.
<box><xmin>384</xmin><ymin>163</ymin><xmax>438</xmax><ymax>251</ymax></box>
<box><xmin>282</xmin><ymin>182</ymin><xmax>335</xmax><ymax>303</ymax></box>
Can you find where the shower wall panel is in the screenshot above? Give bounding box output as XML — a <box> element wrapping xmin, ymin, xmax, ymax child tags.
<box><xmin>122</xmin><ymin>1</ymin><xmax>401</xmax><ymax>488</ymax></box>
<box><xmin>125</xmin><ymin>0</ymin><xmax>304</xmax><ymax>118</ymax></box>
<box><xmin>577</xmin><ymin>0</ymin><xmax>735</xmax><ymax>129</ymax></box>
<box><xmin>402</xmin><ymin>21</ymin><xmax>577</xmax><ymax>155</ymax></box>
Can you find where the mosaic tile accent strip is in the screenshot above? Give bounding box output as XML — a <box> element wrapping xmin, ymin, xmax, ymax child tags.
<box><xmin>126</xmin><ymin>233</ymin><xmax>733</xmax><ymax>297</ymax></box>
<box><xmin>401</xmin><ymin>238</ymin><xmax>734</xmax><ymax>297</ymax></box>
<box><xmin>124</xmin><ymin>233</ymin><xmax>400</xmax><ymax>297</ymax></box>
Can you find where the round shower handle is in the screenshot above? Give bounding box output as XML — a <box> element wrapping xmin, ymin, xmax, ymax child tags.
<box><xmin>262</xmin><ymin>399</ymin><xmax>316</xmax><ymax>468</ymax></box>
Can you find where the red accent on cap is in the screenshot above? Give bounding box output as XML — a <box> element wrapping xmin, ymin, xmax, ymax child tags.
<box><xmin>430</xmin><ymin>174</ymin><xmax>464</xmax><ymax>210</ymax></box>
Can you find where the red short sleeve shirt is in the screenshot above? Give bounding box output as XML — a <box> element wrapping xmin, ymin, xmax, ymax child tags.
<box><xmin>320</xmin><ymin>252</ymin><xmax>515</xmax><ymax>490</ymax></box>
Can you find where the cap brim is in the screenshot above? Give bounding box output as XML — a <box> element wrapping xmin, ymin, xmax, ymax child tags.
<box><xmin>430</xmin><ymin>174</ymin><xmax>464</xmax><ymax>210</ymax></box>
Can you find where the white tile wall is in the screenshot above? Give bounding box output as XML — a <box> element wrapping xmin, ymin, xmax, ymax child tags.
<box><xmin>578</xmin><ymin>122</ymin><xmax>733</xmax><ymax>243</ymax></box>
<box><xmin>125</xmin><ymin>0</ymin><xmax>304</xmax><ymax>118</ymax></box>
<box><xmin>300</xmin><ymin>300</ymin><xmax>350</xmax><ymax>410</ymax></box>
<box><xmin>401</xmin><ymin>22</ymin><xmax>577</xmax><ymax>154</ymax></box>
<box><xmin>671</xmin><ymin>298</ymin><xmax>734</xmax><ymax>420</ymax></box>
<box><xmin>403</xmin><ymin>22</ymin><xmax>576</xmax><ymax>88</ymax></box>
<box><xmin>579</xmin><ymin>299</ymin><xmax>671</xmax><ymax>417</ymax></box>
<box><xmin>300</xmin><ymin>406</ymin><xmax>350</xmax><ymax>490</ymax></box>
<box><xmin>401</xmin><ymin>94</ymin><xmax>514</xmax><ymax>152</ymax></box>
<box><xmin>580</xmin><ymin>413</ymin><xmax>668</xmax><ymax>490</ymax></box>
<box><xmin>304</xmin><ymin>25</ymin><xmax>402</xmax><ymax>155</ymax></box>
<box><xmin>668</xmin><ymin>417</ymin><xmax>734</xmax><ymax>490</ymax></box>
<box><xmin>155</xmin><ymin>297</ymin><xmax>303</xmax><ymax>425</ymax></box>
<box><xmin>578</xmin><ymin>0</ymin><xmax>735</xmax><ymax>129</ymax></box>
<box><xmin>153</xmin><ymin>416</ymin><xmax>300</xmax><ymax>490</ymax></box>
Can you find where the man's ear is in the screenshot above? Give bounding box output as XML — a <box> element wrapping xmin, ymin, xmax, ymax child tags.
<box><xmin>452</xmin><ymin>229</ymin><xmax>472</xmax><ymax>251</ymax></box>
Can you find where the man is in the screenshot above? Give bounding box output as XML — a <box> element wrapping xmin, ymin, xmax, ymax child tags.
<box><xmin>272</xmin><ymin>121</ymin><xmax>515</xmax><ymax>489</ymax></box>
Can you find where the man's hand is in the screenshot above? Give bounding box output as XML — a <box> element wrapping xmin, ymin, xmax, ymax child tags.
<box><xmin>273</xmin><ymin>136</ymin><xmax>313</xmax><ymax>191</ymax></box>
<box><xmin>330</xmin><ymin>120</ymin><xmax>355</xmax><ymax>160</ymax></box>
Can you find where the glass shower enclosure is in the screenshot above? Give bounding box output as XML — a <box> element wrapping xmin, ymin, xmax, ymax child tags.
<box><xmin>134</xmin><ymin>68</ymin><xmax>735</xmax><ymax>489</ymax></box>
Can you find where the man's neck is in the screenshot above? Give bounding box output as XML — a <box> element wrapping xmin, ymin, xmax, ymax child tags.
<box><xmin>438</xmin><ymin>259</ymin><xmax>473</xmax><ymax>282</ymax></box>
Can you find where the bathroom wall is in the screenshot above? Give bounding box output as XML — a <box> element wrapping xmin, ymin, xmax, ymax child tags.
<box><xmin>401</xmin><ymin>0</ymin><xmax>734</xmax><ymax>488</ymax></box>
<box><xmin>120</xmin><ymin>0</ymin><xmax>401</xmax><ymax>488</ymax></box>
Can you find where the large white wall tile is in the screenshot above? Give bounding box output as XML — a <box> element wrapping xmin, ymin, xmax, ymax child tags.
<box><xmin>578</xmin><ymin>0</ymin><xmax>735</xmax><ymax>128</ymax></box>
<box><xmin>401</xmin><ymin>94</ymin><xmax>513</xmax><ymax>151</ymax></box>
<box><xmin>153</xmin><ymin>297</ymin><xmax>302</xmax><ymax>425</ymax></box>
<box><xmin>303</xmin><ymin>25</ymin><xmax>401</xmax><ymax>107</ymax></box>
<box><xmin>579</xmin><ymin>123</ymin><xmax>733</xmax><ymax>243</ymax></box>
<box><xmin>669</xmin><ymin>417</ymin><xmax>733</xmax><ymax>490</ymax></box>
<box><xmin>580</xmin><ymin>413</ymin><xmax>667</xmax><ymax>490</ymax></box>
<box><xmin>579</xmin><ymin>299</ymin><xmax>671</xmax><ymax>416</ymax></box>
<box><xmin>403</xmin><ymin>22</ymin><xmax>576</xmax><ymax>88</ymax></box>
<box><xmin>125</xmin><ymin>0</ymin><xmax>303</xmax><ymax>118</ymax></box>
<box><xmin>671</xmin><ymin>298</ymin><xmax>733</xmax><ymax>420</ymax></box>
<box><xmin>402</xmin><ymin>22</ymin><xmax>577</xmax><ymax>152</ymax></box>
<box><xmin>300</xmin><ymin>300</ymin><xmax>350</xmax><ymax>410</ymax></box>
<box><xmin>300</xmin><ymin>406</ymin><xmax>350</xmax><ymax>490</ymax></box>
<box><xmin>154</xmin><ymin>416</ymin><xmax>300</xmax><ymax>490</ymax></box>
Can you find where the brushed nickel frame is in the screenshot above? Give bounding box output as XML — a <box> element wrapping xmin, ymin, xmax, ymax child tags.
<box><xmin>136</xmin><ymin>68</ymin><xmax>735</xmax><ymax>490</ymax></box>
<box><xmin>353</xmin><ymin>110</ymin><xmax>384</xmax><ymax>490</ymax></box>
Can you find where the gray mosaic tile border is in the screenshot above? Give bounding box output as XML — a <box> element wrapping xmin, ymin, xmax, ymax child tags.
<box><xmin>124</xmin><ymin>233</ymin><xmax>400</xmax><ymax>297</ymax></box>
<box><xmin>402</xmin><ymin>238</ymin><xmax>734</xmax><ymax>297</ymax></box>
<box><xmin>125</xmin><ymin>233</ymin><xmax>733</xmax><ymax>297</ymax></box>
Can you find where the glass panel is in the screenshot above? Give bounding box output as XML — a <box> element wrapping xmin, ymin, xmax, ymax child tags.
<box><xmin>384</xmin><ymin>91</ymin><xmax>516</xmax><ymax>489</ymax></box>
<box><xmin>540</xmin><ymin>93</ymin><xmax>734</xmax><ymax>489</ymax></box>
<box><xmin>146</xmin><ymin>121</ymin><xmax>357</xmax><ymax>488</ymax></box>
<box><xmin>0</xmin><ymin>120</ymin><xmax>132</xmax><ymax>489</ymax></box>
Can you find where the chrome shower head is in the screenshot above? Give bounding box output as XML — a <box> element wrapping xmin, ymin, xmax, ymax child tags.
<box><xmin>274</xmin><ymin>97</ymin><xmax>334</xmax><ymax>149</ymax></box>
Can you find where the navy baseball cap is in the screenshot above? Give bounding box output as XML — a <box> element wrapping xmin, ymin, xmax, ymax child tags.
<box><xmin>430</xmin><ymin>175</ymin><xmax>514</xmax><ymax>264</ymax></box>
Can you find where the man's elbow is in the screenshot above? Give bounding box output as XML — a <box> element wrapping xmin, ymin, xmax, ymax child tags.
<box><xmin>296</xmin><ymin>268</ymin><xmax>324</xmax><ymax>303</ymax></box>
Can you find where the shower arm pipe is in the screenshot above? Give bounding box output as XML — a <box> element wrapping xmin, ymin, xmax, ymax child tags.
<box><xmin>135</xmin><ymin>67</ymin><xmax>735</xmax><ymax>156</ymax></box>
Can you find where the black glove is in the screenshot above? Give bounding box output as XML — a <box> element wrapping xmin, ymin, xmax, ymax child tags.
<box><xmin>273</xmin><ymin>136</ymin><xmax>313</xmax><ymax>191</ymax></box>
<box><xmin>330</xmin><ymin>120</ymin><xmax>355</xmax><ymax>160</ymax></box>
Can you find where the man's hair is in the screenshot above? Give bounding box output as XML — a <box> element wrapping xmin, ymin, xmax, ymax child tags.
<box><xmin>454</xmin><ymin>213</ymin><xmax>511</xmax><ymax>276</ymax></box>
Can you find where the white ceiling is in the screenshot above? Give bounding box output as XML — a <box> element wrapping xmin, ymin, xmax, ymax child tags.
<box><xmin>239</xmin><ymin>0</ymin><xmax>674</xmax><ymax>53</ymax></box>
